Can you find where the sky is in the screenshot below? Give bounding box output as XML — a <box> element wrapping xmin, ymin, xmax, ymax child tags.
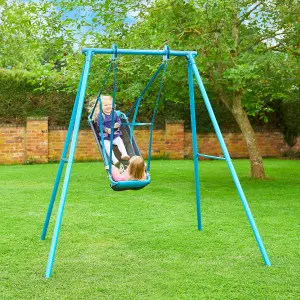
<box><xmin>21</xmin><ymin>0</ymin><xmax>138</xmax><ymax>48</ymax></box>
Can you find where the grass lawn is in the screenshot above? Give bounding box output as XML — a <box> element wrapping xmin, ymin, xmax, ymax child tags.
<box><xmin>1</xmin><ymin>159</ymin><xmax>299</xmax><ymax>299</ymax></box>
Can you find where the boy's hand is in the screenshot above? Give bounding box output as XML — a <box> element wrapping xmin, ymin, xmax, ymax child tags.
<box><xmin>114</xmin><ymin>123</ymin><xmax>120</xmax><ymax>129</ymax></box>
<box><xmin>105</xmin><ymin>128</ymin><xmax>111</xmax><ymax>134</ymax></box>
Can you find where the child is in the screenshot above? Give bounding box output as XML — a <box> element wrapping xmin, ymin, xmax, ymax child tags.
<box><xmin>96</xmin><ymin>95</ymin><xmax>130</xmax><ymax>166</ymax></box>
<box><xmin>106</xmin><ymin>156</ymin><xmax>147</xmax><ymax>181</ymax></box>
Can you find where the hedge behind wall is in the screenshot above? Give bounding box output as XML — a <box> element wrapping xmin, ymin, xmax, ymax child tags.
<box><xmin>1</xmin><ymin>68</ymin><xmax>299</xmax><ymax>142</ymax></box>
<box><xmin>0</xmin><ymin>69</ymin><xmax>81</xmax><ymax>127</ymax></box>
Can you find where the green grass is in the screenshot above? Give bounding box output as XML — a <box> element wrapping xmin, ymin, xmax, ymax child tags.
<box><xmin>1</xmin><ymin>159</ymin><xmax>299</xmax><ymax>299</ymax></box>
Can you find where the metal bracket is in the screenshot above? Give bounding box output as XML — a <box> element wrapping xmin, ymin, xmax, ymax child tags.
<box><xmin>112</xmin><ymin>44</ymin><xmax>118</xmax><ymax>60</ymax></box>
<box><xmin>163</xmin><ymin>45</ymin><xmax>170</xmax><ymax>62</ymax></box>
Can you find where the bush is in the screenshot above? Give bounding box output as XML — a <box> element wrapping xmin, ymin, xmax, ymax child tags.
<box><xmin>283</xmin><ymin>150</ymin><xmax>300</xmax><ymax>159</ymax></box>
<box><xmin>0</xmin><ymin>69</ymin><xmax>89</xmax><ymax>127</ymax></box>
<box><xmin>0</xmin><ymin>68</ymin><xmax>299</xmax><ymax>137</ymax></box>
<box><xmin>281</xmin><ymin>100</ymin><xmax>300</xmax><ymax>147</ymax></box>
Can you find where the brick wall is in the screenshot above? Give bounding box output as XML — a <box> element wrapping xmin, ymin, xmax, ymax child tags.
<box><xmin>0</xmin><ymin>118</ymin><xmax>299</xmax><ymax>164</ymax></box>
<box><xmin>184</xmin><ymin>131</ymin><xmax>299</xmax><ymax>158</ymax></box>
<box><xmin>26</xmin><ymin>117</ymin><xmax>48</xmax><ymax>163</ymax></box>
<box><xmin>48</xmin><ymin>129</ymin><xmax>101</xmax><ymax>161</ymax></box>
<box><xmin>0</xmin><ymin>124</ymin><xmax>25</xmax><ymax>164</ymax></box>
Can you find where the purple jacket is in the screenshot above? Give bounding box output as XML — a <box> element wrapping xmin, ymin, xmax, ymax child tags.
<box><xmin>97</xmin><ymin>112</ymin><xmax>122</xmax><ymax>140</ymax></box>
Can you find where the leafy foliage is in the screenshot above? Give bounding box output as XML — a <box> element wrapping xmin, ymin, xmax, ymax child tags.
<box><xmin>0</xmin><ymin>69</ymin><xmax>78</xmax><ymax>126</ymax></box>
<box><xmin>0</xmin><ymin>0</ymin><xmax>299</xmax><ymax>145</ymax></box>
<box><xmin>0</xmin><ymin>0</ymin><xmax>73</xmax><ymax>71</ymax></box>
<box><xmin>281</xmin><ymin>100</ymin><xmax>300</xmax><ymax>147</ymax></box>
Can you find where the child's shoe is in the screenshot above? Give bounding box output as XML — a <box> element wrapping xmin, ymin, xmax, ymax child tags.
<box><xmin>121</xmin><ymin>155</ymin><xmax>130</xmax><ymax>161</ymax></box>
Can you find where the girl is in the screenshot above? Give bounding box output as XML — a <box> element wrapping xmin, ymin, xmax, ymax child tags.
<box><xmin>106</xmin><ymin>156</ymin><xmax>147</xmax><ymax>181</ymax></box>
<box><xmin>95</xmin><ymin>95</ymin><xmax>130</xmax><ymax>166</ymax></box>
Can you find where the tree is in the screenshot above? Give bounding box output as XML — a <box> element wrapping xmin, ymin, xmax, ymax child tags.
<box><xmin>5</xmin><ymin>0</ymin><xmax>298</xmax><ymax>178</ymax></box>
<box><xmin>86</xmin><ymin>0</ymin><xmax>299</xmax><ymax>178</ymax></box>
<box><xmin>0</xmin><ymin>0</ymin><xmax>72</xmax><ymax>72</ymax></box>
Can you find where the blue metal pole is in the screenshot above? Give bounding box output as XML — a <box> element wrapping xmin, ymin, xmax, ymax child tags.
<box><xmin>45</xmin><ymin>50</ymin><xmax>93</xmax><ymax>278</ymax></box>
<box><xmin>147</xmin><ymin>124</ymin><xmax>154</xmax><ymax>172</ymax></box>
<box><xmin>82</xmin><ymin>48</ymin><xmax>197</xmax><ymax>57</ymax></box>
<box><xmin>197</xmin><ymin>153</ymin><xmax>226</xmax><ymax>160</ymax></box>
<box><xmin>188</xmin><ymin>54</ymin><xmax>271</xmax><ymax>266</ymax></box>
<box><xmin>147</xmin><ymin>63</ymin><xmax>168</xmax><ymax>172</ymax></box>
<box><xmin>129</xmin><ymin>63</ymin><xmax>165</xmax><ymax>143</ymax></box>
<box><xmin>40</xmin><ymin>69</ymin><xmax>85</xmax><ymax>241</ymax></box>
<box><xmin>188</xmin><ymin>58</ymin><xmax>202</xmax><ymax>230</ymax></box>
<box><xmin>90</xmin><ymin>61</ymin><xmax>113</xmax><ymax>119</ymax></box>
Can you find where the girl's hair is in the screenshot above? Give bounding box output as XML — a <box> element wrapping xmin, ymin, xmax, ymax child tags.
<box><xmin>128</xmin><ymin>156</ymin><xmax>146</xmax><ymax>180</ymax></box>
<box><xmin>89</xmin><ymin>95</ymin><xmax>113</xmax><ymax>122</ymax></box>
<box><xmin>101</xmin><ymin>95</ymin><xmax>113</xmax><ymax>102</ymax></box>
<box><xmin>92</xmin><ymin>102</ymin><xmax>99</xmax><ymax>122</ymax></box>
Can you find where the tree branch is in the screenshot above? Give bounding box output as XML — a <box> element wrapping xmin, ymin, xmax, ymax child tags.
<box><xmin>177</xmin><ymin>28</ymin><xmax>201</xmax><ymax>39</ymax></box>
<box><xmin>268</xmin><ymin>43</ymin><xmax>282</xmax><ymax>50</ymax></box>
<box><xmin>264</xmin><ymin>45</ymin><xmax>300</xmax><ymax>56</ymax></box>
<box><xmin>215</xmin><ymin>85</ymin><xmax>232</xmax><ymax>111</ymax></box>
<box><xmin>240</xmin><ymin>32</ymin><xmax>289</xmax><ymax>53</ymax></box>
<box><xmin>244</xmin><ymin>31</ymin><xmax>288</xmax><ymax>48</ymax></box>
<box><xmin>238</xmin><ymin>2</ymin><xmax>263</xmax><ymax>26</ymax></box>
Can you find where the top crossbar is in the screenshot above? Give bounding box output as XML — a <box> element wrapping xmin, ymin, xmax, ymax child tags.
<box><xmin>82</xmin><ymin>48</ymin><xmax>197</xmax><ymax>57</ymax></box>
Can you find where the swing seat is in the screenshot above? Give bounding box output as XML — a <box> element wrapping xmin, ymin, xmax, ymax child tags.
<box><xmin>110</xmin><ymin>177</ymin><xmax>151</xmax><ymax>191</ymax></box>
<box><xmin>89</xmin><ymin>111</ymin><xmax>151</xmax><ymax>191</ymax></box>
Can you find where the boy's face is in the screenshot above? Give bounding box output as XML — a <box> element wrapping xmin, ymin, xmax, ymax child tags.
<box><xmin>102</xmin><ymin>99</ymin><xmax>112</xmax><ymax>115</ymax></box>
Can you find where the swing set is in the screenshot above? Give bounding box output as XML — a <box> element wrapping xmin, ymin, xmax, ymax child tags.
<box><xmin>40</xmin><ymin>45</ymin><xmax>271</xmax><ymax>278</ymax></box>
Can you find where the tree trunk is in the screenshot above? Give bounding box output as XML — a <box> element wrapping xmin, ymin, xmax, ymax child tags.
<box><xmin>216</xmin><ymin>11</ymin><xmax>265</xmax><ymax>179</ymax></box>
<box><xmin>231</xmin><ymin>92</ymin><xmax>266</xmax><ymax>179</ymax></box>
<box><xmin>215</xmin><ymin>85</ymin><xmax>266</xmax><ymax>179</ymax></box>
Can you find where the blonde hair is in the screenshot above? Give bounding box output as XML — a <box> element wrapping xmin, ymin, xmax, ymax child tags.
<box><xmin>101</xmin><ymin>95</ymin><xmax>113</xmax><ymax>102</ymax></box>
<box><xmin>128</xmin><ymin>156</ymin><xmax>146</xmax><ymax>180</ymax></box>
<box><xmin>88</xmin><ymin>95</ymin><xmax>113</xmax><ymax>122</ymax></box>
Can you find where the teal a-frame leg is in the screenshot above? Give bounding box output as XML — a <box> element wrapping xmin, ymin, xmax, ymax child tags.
<box><xmin>41</xmin><ymin>46</ymin><xmax>270</xmax><ymax>279</ymax></box>
<box><xmin>187</xmin><ymin>53</ymin><xmax>271</xmax><ymax>266</ymax></box>
<box><xmin>40</xmin><ymin>50</ymin><xmax>93</xmax><ymax>278</ymax></box>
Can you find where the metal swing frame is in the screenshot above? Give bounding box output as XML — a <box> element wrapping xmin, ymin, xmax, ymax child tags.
<box><xmin>40</xmin><ymin>45</ymin><xmax>271</xmax><ymax>278</ymax></box>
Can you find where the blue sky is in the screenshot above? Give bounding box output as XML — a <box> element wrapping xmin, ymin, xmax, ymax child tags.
<box><xmin>21</xmin><ymin>0</ymin><xmax>137</xmax><ymax>49</ymax></box>
<box><xmin>24</xmin><ymin>0</ymin><xmax>137</xmax><ymax>35</ymax></box>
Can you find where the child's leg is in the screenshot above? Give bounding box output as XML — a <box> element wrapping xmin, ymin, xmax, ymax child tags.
<box><xmin>114</xmin><ymin>137</ymin><xmax>130</xmax><ymax>160</ymax></box>
<box><xmin>103</xmin><ymin>140</ymin><xmax>119</xmax><ymax>164</ymax></box>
